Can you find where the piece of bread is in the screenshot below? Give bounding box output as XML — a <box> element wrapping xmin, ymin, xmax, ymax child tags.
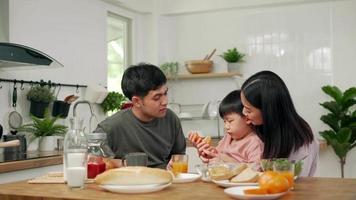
<box><xmin>230</xmin><ymin>163</ymin><xmax>248</xmax><ymax>176</ymax></box>
<box><xmin>209</xmin><ymin>166</ymin><xmax>233</xmax><ymax>181</ymax></box>
<box><xmin>202</xmin><ymin>136</ymin><xmax>212</xmax><ymax>145</ymax></box>
<box><xmin>94</xmin><ymin>166</ymin><xmax>173</xmax><ymax>185</ymax></box>
<box><xmin>230</xmin><ymin>167</ymin><xmax>259</xmax><ymax>183</ymax></box>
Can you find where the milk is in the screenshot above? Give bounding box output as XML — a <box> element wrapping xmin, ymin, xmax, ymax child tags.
<box><xmin>67</xmin><ymin>152</ymin><xmax>86</xmax><ymax>167</ymax></box>
<box><xmin>66</xmin><ymin>167</ymin><xmax>86</xmax><ymax>188</ymax></box>
<box><xmin>65</xmin><ymin>151</ymin><xmax>87</xmax><ymax>188</ymax></box>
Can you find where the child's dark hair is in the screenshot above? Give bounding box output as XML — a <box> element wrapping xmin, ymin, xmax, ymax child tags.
<box><xmin>121</xmin><ymin>63</ymin><xmax>167</xmax><ymax>100</ymax></box>
<box><xmin>218</xmin><ymin>90</ymin><xmax>244</xmax><ymax>118</ymax></box>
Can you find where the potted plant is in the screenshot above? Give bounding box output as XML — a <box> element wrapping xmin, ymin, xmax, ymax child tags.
<box><xmin>17</xmin><ymin>113</ymin><xmax>67</xmax><ymax>151</ymax></box>
<box><xmin>27</xmin><ymin>85</ymin><xmax>55</xmax><ymax>118</ymax></box>
<box><xmin>319</xmin><ymin>85</ymin><xmax>356</xmax><ymax>178</ymax></box>
<box><xmin>100</xmin><ymin>91</ymin><xmax>127</xmax><ymax>113</ymax></box>
<box><xmin>160</xmin><ymin>62</ymin><xmax>179</xmax><ymax>80</ymax></box>
<box><xmin>219</xmin><ymin>48</ymin><xmax>246</xmax><ymax>72</ymax></box>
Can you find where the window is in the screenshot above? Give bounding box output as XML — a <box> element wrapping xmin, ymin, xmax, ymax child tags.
<box><xmin>107</xmin><ymin>13</ymin><xmax>131</xmax><ymax>94</ymax></box>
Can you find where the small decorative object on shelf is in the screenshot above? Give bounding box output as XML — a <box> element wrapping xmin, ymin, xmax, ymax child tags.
<box><xmin>220</xmin><ymin>47</ymin><xmax>245</xmax><ymax>72</ymax></box>
<box><xmin>185</xmin><ymin>60</ymin><xmax>213</xmax><ymax>74</ymax></box>
<box><xmin>160</xmin><ymin>62</ymin><xmax>179</xmax><ymax>80</ymax></box>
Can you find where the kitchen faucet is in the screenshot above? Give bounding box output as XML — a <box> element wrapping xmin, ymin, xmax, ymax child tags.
<box><xmin>73</xmin><ymin>100</ymin><xmax>97</xmax><ymax>133</ymax></box>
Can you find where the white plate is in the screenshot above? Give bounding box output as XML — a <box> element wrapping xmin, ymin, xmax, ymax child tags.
<box><xmin>99</xmin><ymin>183</ymin><xmax>171</xmax><ymax>194</ymax></box>
<box><xmin>173</xmin><ymin>173</ymin><xmax>201</xmax><ymax>183</ymax></box>
<box><xmin>212</xmin><ymin>179</ymin><xmax>258</xmax><ymax>188</ymax></box>
<box><xmin>224</xmin><ymin>186</ymin><xmax>289</xmax><ymax>200</ymax></box>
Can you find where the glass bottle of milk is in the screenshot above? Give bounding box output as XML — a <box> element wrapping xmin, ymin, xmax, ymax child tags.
<box><xmin>63</xmin><ymin>118</ymin><xmax>88</xmax><ymax>188</ymax></box>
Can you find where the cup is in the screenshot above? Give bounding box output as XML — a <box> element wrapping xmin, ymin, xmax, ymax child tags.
<box><xmin>65</xmin><ymin>151</ymin><xmax>87</xmax><ymax>189</ymax></box>
<box><xmin>273</xmin><ymin>160</ymin><xmax>295</xmax><ymax>189</ymax></box>
<box><xmin>171</xmin><ymin>154</ymin><xmax>188</xmax><ymax>176</ymax></box>
<box><xmin>195</xmin><ymin>164</ymin><xmax>209</xmax><ymax>181</ymax></box>
<box><xmin>122</xmin><ymin>152</ymin><xmax>148</xmax><ymax>167</ymax></box>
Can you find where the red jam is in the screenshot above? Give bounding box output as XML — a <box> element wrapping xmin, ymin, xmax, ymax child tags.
<box><xmin>87</xmin><ymin>162</ymin><xmax>106</xmax><ymax>178</ymax></box>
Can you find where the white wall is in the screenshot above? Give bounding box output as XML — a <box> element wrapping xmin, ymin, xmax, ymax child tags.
<box><xmin>155</xmin><ymin>0</ymin><xmax>356</xmax><ymax>178</ymax></box>
<box><xmin>0</xmin><ymin>0</ymin><xmax>152</xmax><ymax>135</ymax></box>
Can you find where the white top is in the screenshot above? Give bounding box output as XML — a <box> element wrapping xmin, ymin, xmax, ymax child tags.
<box><xmin>289</xmin><ymin>138</ymin><xmax>319</xmax><ymax>177</ymax></box>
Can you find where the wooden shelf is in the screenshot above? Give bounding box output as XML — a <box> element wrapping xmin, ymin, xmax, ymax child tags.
<box><xmin>167</xmin><ymin>72</ymin><xmax>242</xmax><ymax>80</ymax></box>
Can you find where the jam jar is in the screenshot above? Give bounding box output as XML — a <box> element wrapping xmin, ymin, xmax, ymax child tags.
<box><xmin>87</xmin><ymin>132</ymin><xmax>114</xmax><ymax>178</ymax></box>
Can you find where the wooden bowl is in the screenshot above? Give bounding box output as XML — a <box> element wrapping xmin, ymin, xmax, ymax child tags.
<box><xmin>185</xmin><ymin>60</ymin><xmax>213</xmax><ymax>74</ymax></box>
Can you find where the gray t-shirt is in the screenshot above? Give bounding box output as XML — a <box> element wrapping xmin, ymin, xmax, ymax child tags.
<box><xmin>95</xmin><ymin>109</ymin><xmax>186</xmax><ymax>168</ymax></box>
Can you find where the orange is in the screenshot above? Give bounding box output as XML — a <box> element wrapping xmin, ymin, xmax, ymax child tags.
<box><xmin>278</xmin><ymin>171</ymin><xmax>294</xmax><ymax>188</ymax></box>
<box><xmin>265</xmin><ymin>175</ymin><xmax>290</xmax><ymax>194</ymax></box>
<box><xmin>258</xmin><ymin>171</ymin><xmax>278</xmax><ymax>188</ymax></box>
<box><xmin>244</xmin><ymin>188</ymin><xmax>268</xmax><ymax>195</ymax></box>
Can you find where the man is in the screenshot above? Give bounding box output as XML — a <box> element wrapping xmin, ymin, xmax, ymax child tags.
<box><xmin>95</xmin><ymin>63</ymin><xmax>186</xmax><ymax>168</ymax></box>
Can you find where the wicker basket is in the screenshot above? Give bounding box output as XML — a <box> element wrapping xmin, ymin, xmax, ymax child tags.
<box><xmin>185</xmin><ymin>60</ymin><xmax>213</xmax><ymax>74</ymax></box>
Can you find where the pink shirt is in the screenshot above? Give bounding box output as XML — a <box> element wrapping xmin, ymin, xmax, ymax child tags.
<box><xmin>289</xmin><ymin>138</ymin><xmax>319</xmax><ymax>177</ymax></box>
<box><xmin>215</xmin><ymin>132</ymin><xmax>264</xmax><ymax>165</ymax></box>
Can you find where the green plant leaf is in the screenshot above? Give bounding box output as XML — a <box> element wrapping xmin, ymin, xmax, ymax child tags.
<box><xmin>319</xmin><ymin>101</ymin><xmax>341</xmax><ymax>116</ymax></box>
<box><xmin>27</xmin><ymin>85</ymin><xmax>54</xmax><ymax>103</ymax></box>
<box><xmin>320</xmin><ymin>130</ymin><xmax>337</xmax><ymax>145</ymax></box>
<box><xmin>342</xmin><ymin>87</ymin><xmax>356</xmax><ymax>102</ymax></box>
<box><xmin>336</xmin><ymin>128</ymin><xmax>352</xmax><ymax>143</ymax></box>
<box><xmin>331</xmin><ymin>142</ymin><xmax>351</xmax><ymax>159</ymax></box>
<box><xmin>320</xmin><ymin>114</ymin><xmax>339</xmax><ymax>132</ymax></box>
<box><xmin>322</xmin><ymin>85</ymin><xmax>342</xmax><ymax>103</ymax></box>
<box><xmin>100</xmin><ymin>91</ymin><xmax>127</xmax><ymax>113</ymax></box>
<box><xmin>219</xmin><ymin>48</ymin><xmax>245</xmax><ymax>63</ymax></box>
<box><xmin>342</xmin><ymin>99</ymin><xmax>356</xmax><ymax>111</ymax></box>
<box><xmin>16</xmin><ymin>113</ymin><xmax>67</xmax><ymax>138</ymax></box>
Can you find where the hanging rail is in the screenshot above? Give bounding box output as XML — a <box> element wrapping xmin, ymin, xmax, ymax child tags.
<box><xmin>0</xmin><ymin>78</ymin><xmax>87</xmax><ymax>90</ymax></box>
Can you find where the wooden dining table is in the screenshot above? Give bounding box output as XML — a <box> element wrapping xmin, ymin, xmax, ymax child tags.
<box><xmin>0</xmin><ymin>177</ymin><xmax>355</xmax><ymax>200</ymax></box>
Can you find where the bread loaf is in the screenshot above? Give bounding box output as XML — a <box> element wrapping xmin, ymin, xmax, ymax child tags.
<box><xmin>95</xmin><ymin>166</ymin><xmax>173</xmax><ymax>185</ymax></box>
<box><xmin>230</xmin><ymin>167</ymin><xmax>259</xmax><ymax>183</ymax></box>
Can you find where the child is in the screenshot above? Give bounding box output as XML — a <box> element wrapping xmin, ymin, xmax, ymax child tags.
<box><xmin>189</xmin><ymin>90</ymin><xmax>263</xmax><ymax>166</ymax></box>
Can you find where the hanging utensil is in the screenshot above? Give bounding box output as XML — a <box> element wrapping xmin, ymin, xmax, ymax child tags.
<box><xmin>8</xmin><ymin>84</ymin><xmax>23</xmax><ymax>134</ymax></box>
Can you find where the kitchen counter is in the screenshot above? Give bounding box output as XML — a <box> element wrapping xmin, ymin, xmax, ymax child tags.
<box><xmin>0</xmin><ymin>151</ymin><xmax>62</xmax><ymax>173</ymax></box>
<box><xmin>0</xmin><ymin>177</ymin><xmax>355</xmax><ymax>200</ymax></box>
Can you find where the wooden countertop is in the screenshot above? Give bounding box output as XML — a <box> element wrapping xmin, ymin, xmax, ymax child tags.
<box><xmin>0</xmin><ymin>177</ymin><xmax>355</xmax><ymax>200</ymax></box>
<box><xmin>0</xmin><ymin>151</ymin><xmax>63</xmax><ymax>173</ymax></box>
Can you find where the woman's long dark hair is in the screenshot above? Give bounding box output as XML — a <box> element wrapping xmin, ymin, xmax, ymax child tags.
<box><xmin>241</xmin><ymin>71</ymin><xmax>313</xmax><ymax>159</ymax></box>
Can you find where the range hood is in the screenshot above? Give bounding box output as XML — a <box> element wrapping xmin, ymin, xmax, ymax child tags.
<box><xmin>0</xmin><ymin>42</ymin><xmax>63</xmax><ymax>68</ymax></box>
<box><xmin>0</xmin><ymin>0</ymin><xmax>63</xmax><ymax>69</ymax></box>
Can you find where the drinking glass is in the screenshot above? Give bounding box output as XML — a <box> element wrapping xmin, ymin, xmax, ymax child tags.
<box><xmin>122</xmin><ymin>152</ymin><xmax>148</xmax><ymax>167</ymax></box>
<box><xmin>171</xmin><ymin>154</ymin><xmax>188</xmax><ymax>176</ymax></box>
<box><xmin>273</xmin><ymin>161</ymin><xmax>295</xmax><ymax>190</ymax></box>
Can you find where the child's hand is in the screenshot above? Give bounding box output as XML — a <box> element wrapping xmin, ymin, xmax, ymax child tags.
<box><xmin>188</xmin><ymin>131</ymin><xmax>203</xmax><ymax>147</ymax></box>
<box><xmin>200</xmin><ymin>147</ymin><xmax>218</xmax><ymax>163</ymax></box>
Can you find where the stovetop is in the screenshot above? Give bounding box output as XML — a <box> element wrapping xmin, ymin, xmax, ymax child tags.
<box><xmin>0</xmin><ymin>151</ymin><xmax>62</xmax><ymax>163</ymax></box>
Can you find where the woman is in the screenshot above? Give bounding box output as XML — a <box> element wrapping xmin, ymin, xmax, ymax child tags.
<box><xmin>240</xmin><ymin>71</ymin><xmax>319</xmax><ymax>177</ymax></box>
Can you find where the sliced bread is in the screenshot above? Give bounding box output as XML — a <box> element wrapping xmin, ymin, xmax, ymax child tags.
<box><xmin>230</xmin><ymin>167</ymin><xmax>259</xmax><ymax>183</ymax></box>
<box><xmin>231</xmin><ymin>163</ymin><xmax>248</xmax><ymax>177</ymax></box>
